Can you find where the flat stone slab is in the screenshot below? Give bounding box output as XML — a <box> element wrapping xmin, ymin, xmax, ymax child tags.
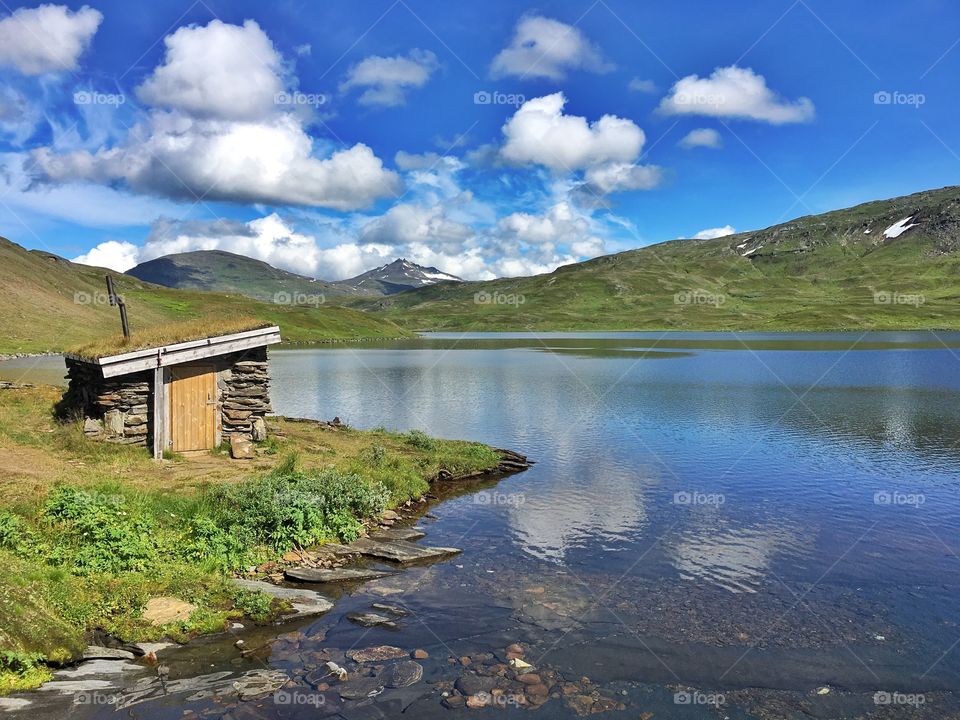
<box><xmin>284</xmin><ymin>567</ymin><xmax>394</xmax><ymax>583</ymax></box>
<box><xmin>347</xmin><ymin>612</ymin><xmax>398</xmax><ymax>629</ymax></box>
<box><xmin>371</xmin><ymin>602</ymin><xmax>410</xmax><ymax>617</ymax></box>
<box><xmin>231</xmin><ymin>578</ymin><xmax>333</xmax><ymax>617</ymax></box>
<box><xmin>371</xmin><ymin>527</ymin><xmax>427</xmax><ymax>542</ymax></box>
<box><xmin>382</xmin><ymin>660</ymin><xmax>423</xmax><ymax>688</ymax></box>
<box><xmin>82</xmin><ymin>645</ymin><xmax>136</xmax><ymax>661</ymax></box>
<box><xmin>350</xmin><ymin>538</ymin><xmax>461</xmax><ymax>564</ymax></box>
<box><xmin>347</xmin><ymin>645</ymin><xmax>408</xmax><ymax>663</ymax></box>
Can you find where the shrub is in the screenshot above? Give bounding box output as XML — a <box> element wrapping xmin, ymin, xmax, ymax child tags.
<box><xmin>404</xmin><ymin>429</ymin><xmax>437</xmax><ymax>451</ymax></box>
<box><xmin>42</xmin><ymin>487</ymin><xmax>158</xmax><ymax>575</ymax></box>
<box><xmin>202</xmin><ymin>461</ymin><xmax>390</xmax><ymax>552</ymax></box>
<box><xmin>0</xmin><ymin>512</ymin><xmax>28</xmax><ymax>552</ymax></box>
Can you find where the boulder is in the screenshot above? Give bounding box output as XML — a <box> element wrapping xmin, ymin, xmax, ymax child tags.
<box><xmin>143</xmin><ymin>597</ymin><xmax>196</xmax><ymax>625</ymax></box>
<box><xmin>251</xmin><ymin>416</ymin><xmax>267</xmax><ymax>442</ymax></box>
<box><xmin>230</xmin><ymin>435</ymin><xmax>254</xmax><ymax>459</ymax></box>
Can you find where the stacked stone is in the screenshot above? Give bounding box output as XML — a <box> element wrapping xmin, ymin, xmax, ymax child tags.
<box><xmin>63</xmin><ymin>359</ymin><xmax>152</xmax><ymax>446</ymax></box>
<box><xmin>220</xmin><ymin>359</ymin><xmax>271</xmax><ymax>442</ymax></box>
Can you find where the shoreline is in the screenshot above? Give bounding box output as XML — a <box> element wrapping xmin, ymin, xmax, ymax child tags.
<box><xmin>0</xmin><ymin>383</ymin><xmax>531</xmax><ymax>697</ymax></box>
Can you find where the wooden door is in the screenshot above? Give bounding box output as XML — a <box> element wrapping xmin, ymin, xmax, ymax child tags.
<box><xmin>169</xmin><ymin>364</ymin><xmax>217</xmax><ymax>451</ymax></box>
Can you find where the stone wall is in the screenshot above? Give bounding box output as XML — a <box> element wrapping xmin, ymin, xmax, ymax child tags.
<box><xmin>61</xmin><ymin>359</ymin><xmax>153</xmax><ymax>446</ymax></box>
<box><xmin>61</xmin><ymin>346</ymin><xmax>272</xmax><ymax>449</ymax></box>
<box><xmin>217</xmin><ymin>347</ymin><xmax>271</xmax><ymax>442</ymax></box>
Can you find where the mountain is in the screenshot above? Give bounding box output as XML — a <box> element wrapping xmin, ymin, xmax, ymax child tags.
<box><xmin>127</xmin><ymin>250</ymin><xmax>361</xmax><ymax>302</ymax></box>
<box><xmin>337</xmin><ymin>258</ymin><xmax>462</xmax><ymax>295</ymax></box>
<box><xmin>0</xmin><ymin>238</ymin><xmax>411</xmax><ymax>355</ymax></box>
<box><xmin>362</xmin><ymin>185</ymin><xmax>960</xmax><ymax>331</ymax></box>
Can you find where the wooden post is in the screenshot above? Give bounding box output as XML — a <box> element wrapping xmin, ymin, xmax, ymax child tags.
<box><xmin>105</xmin><ymin>275</ymin><xmax>130</xmax><ymax>339</ymax></box>
<box><xmin>152</xmin><ymin>365</ymin><xmax>165</xmax><ymax>459</ymax></box>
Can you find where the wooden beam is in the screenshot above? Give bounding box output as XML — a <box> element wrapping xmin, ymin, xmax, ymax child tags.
<box><xmin>98</xmin><ymin>330</ymin><xmax>281</xmax><ymax>378</ymax></box>
<box><xmin>152</xmin><ymin>366</ymin><xmax>165</xmax><ymax>460</ymax></box>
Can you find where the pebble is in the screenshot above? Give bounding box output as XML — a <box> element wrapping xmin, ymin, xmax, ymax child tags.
<box><xmin>466</xmin><ymin>692</ymin><xmax>492</xmax><ymax>709</ymax></box>
<box><xmin>517</xmin><ymin>673</ymin><xmax>541</xmax><ymax>685</ymax></box>
<box><xmin>412</xmin><ymin>649</ymin><xmax>429</xmax><ymax>659</ymax></box>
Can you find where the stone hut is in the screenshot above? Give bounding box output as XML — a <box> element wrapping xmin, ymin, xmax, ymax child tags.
<box><xmin>60</xmin><ymin>325</ymin><xmax>281</xmax><ymax>458</ymax></box>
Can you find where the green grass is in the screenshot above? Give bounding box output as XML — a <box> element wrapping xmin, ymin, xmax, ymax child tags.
<box><xmin>67</xmin><ymin>317</ymin><xmax>272</xmax><ymax>360</ymax></box>
<box><xmin>0</xmin><ymin>236</ymin><xmax>411</xmax><ymax>355</ymax></box>
<box><xmin>349</xmin><ymin>185</ymin><xmax>960</xmax><ymax>332</ymax></box>
<box><xmin>0</xmin><ymin>386</ymin><xmax>508</xmax><ymax>691</ymax></box>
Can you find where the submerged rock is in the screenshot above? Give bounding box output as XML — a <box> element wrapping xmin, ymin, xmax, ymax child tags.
<box><xmin>338</xmin><ymin>676</ymin><xmax>384</xmax><ymax>700</ymax></box>
<box><xmin>347</xmin><ymin>612</ymin><xmax>398</xmax><ymax>629</ymax></box>
<box><xmin>382</xmin><ymin>661</ymin><xmax>423</xmax><ymax>688</ymax></box>
<box><xmin>347</xmin><ymin>645</ymin><xmax>408</xmax><ymax>663</ymax></box>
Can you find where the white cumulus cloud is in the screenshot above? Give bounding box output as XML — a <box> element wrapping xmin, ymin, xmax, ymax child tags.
<box><xmin>491</xmin><ymin>15</ymin><xmax>612</xmax><ymax>80</ymax></box>
<box><xmin>679</xmin><ymin>127</ymin><xmax>722</xmax><ymax>149</ymax></box>
<box><xmin>659</xmin><ymin>66</ymin><xmax>814</xmax><ymax>124</ymax></box>
<box><xmin>73</xmin><ymin>240</ymin><xmax>141</xmax><ymax>272</ymax></box>
<box><xmin>500</xmin><ymin>93</ymin><xmax>661</xmax><ymax>195</ymax></box>
<box><xmin>137</xmin><ymin>19</ymin><xmax>284</xmax><ymax>121</ymax></box>
<box><xmin>692</xmin><ymin>225</ymin><xmax>736</xmax><ymax>240</ymax></box>
<box><xmin>0</xmin><ymin>4</ymin><xmax>102</xmax><ymax>75</ymax></box>
<box><xmin>340</xmin><ymin>49</ymin><xmax>438</xmax><ymax>107</ymax></box>
<box><xmin>30</xmin><ymin>19</ymin><xmax>401</xmax><ymax>210</ymax></box>
<box><xmin>628</xmin><ymin>77</ymin><xmax>657</xmax><ymax>93</ymax></box>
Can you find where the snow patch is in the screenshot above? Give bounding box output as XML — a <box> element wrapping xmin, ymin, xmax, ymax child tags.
<box><xmin>863</xmin><ymin>229</ymin><xmax>871</xmax><ymax>234</ymax></box>
<box><xmin>883</xmin><ymin>216</ymin><xmax>918</xmax><ymax>239</ymax></box>
<box><xmin>742</xmin><ymin>245</ymin><xmax>763</xmax><ymax>257</ymax></box>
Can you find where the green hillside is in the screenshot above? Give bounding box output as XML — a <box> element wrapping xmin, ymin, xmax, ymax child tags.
<box><xmin>126</xmin><ymin>249</ymin><xmax>367</xmax><ymax>302</ymax></box>
<box><xmin>0</xmin><ymin>238</ymin><xmax>411</xmax><ymax>354</ymax></box>
<box><xmin>362</xmin><ymin>186</ymin><xmax>960</xmax><ymax>331</ymax></box>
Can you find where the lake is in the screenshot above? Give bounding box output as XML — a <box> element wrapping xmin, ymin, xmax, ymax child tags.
<box><xmin>6</xmin><ymin>331</ymin><xmax>960</xmax><ymax>718</ymax></box>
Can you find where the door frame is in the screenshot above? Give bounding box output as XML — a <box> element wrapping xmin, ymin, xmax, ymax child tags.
<box><xmin>161</xmin><ymin>363</ymin><xmax>221</xmax><ymax>454</ymax></box>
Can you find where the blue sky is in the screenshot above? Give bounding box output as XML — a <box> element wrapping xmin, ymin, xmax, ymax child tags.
<box><xmin>0</xmin><ymin>0</ymin><xmax>958</xmax><ymax>280</ymax></box>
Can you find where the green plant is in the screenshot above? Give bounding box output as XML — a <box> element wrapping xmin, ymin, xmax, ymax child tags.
<box><xmin>404</xmin><ymin>429</ymin><xmax>437</xmax><ymax>451</ymax></box>
<box><xmin>0</xmin><ymin>511</ymin><xmax>28</xmax><ymax>552</ymax></box>
<box><xmin>0</xmin><ymin>650</ymin><xmax>50</xmax><ymax>694</ymax></box>
<box><xmin>42</xmin><ymin>487</ymin><xmax>158</xmax><ymax>575</ymax></box>
<box><xmin>229</xmin><ymin>588</ymin><xmax>274</xmax><ymax>622</ymax></box>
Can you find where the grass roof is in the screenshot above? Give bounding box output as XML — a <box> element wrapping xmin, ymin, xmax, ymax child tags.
<box><xmin>67</xmin><ymin>317</ymin><xmax>274</xmax><ymax>361</ymax></box>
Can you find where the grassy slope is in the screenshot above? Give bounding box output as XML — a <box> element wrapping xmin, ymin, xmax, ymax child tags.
<box><xmin>0</xmin><ymin>237</ymin><xmax>411</xmax><ymax>354</ymax></box>
<box><xmin>127</xmin><ymin>249</ymin><xmax>364</xmax><ymax>302</ymax></box>
<box><xmin>360</xmin><ymin>186</ymin><xmax>960</xmax><ymax>331</ymax></box>
<box><xmin>0</xmin><ymin>385</ymin><xmax>502</xmax><ymax>690</ymax></box>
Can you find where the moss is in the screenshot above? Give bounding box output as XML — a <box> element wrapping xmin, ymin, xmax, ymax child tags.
<box><xmin>66</xmin><ymin>316</ymin><xmax>271</xmax><ymax>360</ymax></box>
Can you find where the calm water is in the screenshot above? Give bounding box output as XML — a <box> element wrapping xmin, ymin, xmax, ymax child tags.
<box><xmin>7</xmin><ymin>331</ymin><xmax>960</xmax><ymax>718</ymax></box>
